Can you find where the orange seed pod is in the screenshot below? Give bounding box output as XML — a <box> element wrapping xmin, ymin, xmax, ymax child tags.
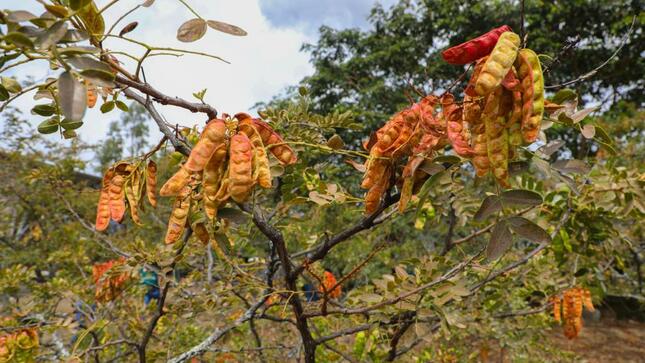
<box><xmin>160</xmin><ymin>165</ymin><xmax>191</xmax><ymax>197</ymax></box>
<box><xmin>516</xmin><ymin>49</ymin><xmax>545</xmax><ymax>144</ymax></box>
<box><xmin>185</xmin><ymin>119</ymin><xmax>227</xmax><ymax>172</ymax></box>
<box><xmin>475</xmin><ymin>32</ymin><xmax>521</xmax><ymax>96</ymax></box>
<box><xmin>251</xmin><ymin>119</ymin><xmax>297</xmax><ymax>165</ymax></box>
<box><xmin>95</xmin><ymin>169</ymin><xmax>114</xmax><ymax>231</ymax></box>
<box><xmin>228</xmin><ymin>133</ymin><xmax>254</xmax><ymax>203</ymax></box>
<box><xmin>203</xmin><ymin>144</ymin><xmax>228</xmax><ymax>220</ymax></box>
<box><xmin>239</xmin><ymin>120</ymin><xmax>272</xmax><ymax>188</ymax></box>
<box><xmin>165</xmin><ymin>186</ymin><xmax>191</xmax><ymax>244</ymax></box>
<box><xmin>146</xmin><ymin>160</ymin><xmax>157</xmax><ymax>207</ymax></box>
<box><xmin>86</xmin><ymin>80</ymin><xmax>97</xmax><ymax>108</ymax></box>
<box><xmin>108</xmin><ymin>173</ymin><xmax>126</xmax><ymax>223</ymax></box>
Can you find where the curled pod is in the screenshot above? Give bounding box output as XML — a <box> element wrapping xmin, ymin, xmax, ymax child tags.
<box><xmin>95</xmin><ymin>169</ymin><xmax>114</xmax><ymax>231</ymax></box>
<box><xmin>185</xmin><ymin>119</ymin><xmax>227</xmax><ymax>172</ymax></box>
<box><xmin>516</xmin><ymin>48</ymin><xmax>545</xmax><ymax>144</ymax></box>
<box><xmin>203</xmin><ymin>144</ymin><xmax>228</xmax><ymax>220</ymax></box>
<box><xmin>465</xmin><ymin>56</ymin><xmax>488</xmax><ymax>97</ymax></box>
<box><xmin>228</xmin><ymin>133</ymin><xmax>254</xmax><ymax>203</ymax></box>
<box><xmin>146</xmin><ymin>160</ymin><xmax>157</xmax><ymax>207</ymax></box>
<box><xmin>365</xmin><ymin>165</ymin><xmax>391</xmax><ymax>214</ymax></box>
<box><xmin>374</xmin><ymin>115</ymin><xmax>405</xmax><ymax>155</ymax></box>
<box><xmin>475</xmin><ymin>32</ymin><xmax>521</xmax><ymax>96</ymax></box>
<box><xmin>441</xmin><ymin>25</ymin><xmax>513</xmax><ymax>65</ymax></box>
<box><xmin>86</xmin><ymin>80</ymin><xmax>97</xmax><ymax>108</ymax></box>
<box><xmin>447</xmin><ymin>106</ymin><xmax>473</xmax><ymax>157</ymax></box>
<box><xmin>251</xmin><ymin>119</ymin><xmax>297</xmax><ymax>165</ymax></box>
<box><xmin>361</xmin><ymin>157</ymin><xmax>388</xmax><ymax>189</ymax></box>
<box><xmin>160</xmin><ymin>165</ymin><xmax>191</xmax><ymax>197</ymax></box>
<box><xmin>108</xmin><ymin>173</ymin><xmax>127</xmax><ymax>223</ymax></box>
<box><xmin>239</xmin><ymin>120</ymin><xmax>272</xmax><ymax>188</ymax></box>
<box><xmin>165</xmin><ymin>186</ymin><xmax>191</xmax><ymax>244</ymax></box>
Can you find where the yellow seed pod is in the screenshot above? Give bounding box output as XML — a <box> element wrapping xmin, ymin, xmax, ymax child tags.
<box><xmin>203</xmin><ymin>144</ymin><xmax>228</xmax><ymax>220</ymax></box>
<box><xmin>516</xmin><ymin>48</ymin><xmax>545</xmax><ymax>144</ymax></box>
<box><xmin>239</xmin><ymin>121</ymin><xmax>272</xmax><ymax>188</ymax></box>
<box><xmin>228</xmin><ymin>133</ymin><xmax>254</xmax><ymax>203</ymax></box>
<box><xmin>165</xmin><ymin>186</ymin><xmax>191</xmax><ymax>244</ymax></box>
<box><xmin>475</xmin><ymin>32</ymin><xmax>520</xmax><ymax>96</ymax></box>
<box><xmin>124</xmin><ymin>177</ymin><xmax>142</xmax><ymax>225</ymax></box>
<box><xmin>160</xmin><ymin>165</ymin><xmax>191</xmax><ymax>197</ymax></box>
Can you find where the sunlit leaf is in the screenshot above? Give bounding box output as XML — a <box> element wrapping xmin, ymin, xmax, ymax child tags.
<box><xmin>550</xmin><ymin>88</ymin><xmax>576</xmax><ymax>104</ymax></box>
<box><xmin>44</xmin><ymin>5</ymin><xmax>69</xmax><ymax>18</ymax></box>
<box><xmin>78</xmin><ymin>1</ymin><xmax>105</xmax><ymax>37</ymax></box>
<box><xmin>1</xmin><ymin>77</ymin><xmax>22</xmax><ymax>93</ymax></box>
<box><xmin>100</xmin><ymin>101</ymin><xmax>115</xmax><ymax>113</ymax></box>
<box><xmin>207</xmin><ymin>20</ymin><xmax>247</xmax><ymax>36</ymax></box>
<box><xmin>115</xmin><ymin>101</ymin><xmax>128</xmax><ymax>111</ymax></box>
<box><xmin>70</xmin><ymin>0</ymin><xmax>93</xmax><ymax>10</ymax></box>
<box><xmin>37</xmin><ymin>118</ymin><xmax>59</xmax><ymax>134</ymax></box>
<box><xmin>57</xmin><ymin>71</ymin><xmax>87</xmax><ymax>121</ymax></box>
<box><xmin>177</xmin><ymin>18</ymin><xmax>207</xmax><ymax>42</ymax></box>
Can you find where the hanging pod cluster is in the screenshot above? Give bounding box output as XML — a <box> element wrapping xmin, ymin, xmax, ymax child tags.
<box><xmin>551</xmin><ymin>287</ymin><xmax>594</xmax><ymax>339</ymax></box>
<box><xmin>361</xmin><ymin>26</ymin><xmax>545</xmax><ymax>213</ymax></box>
<box><xmin>159</xmin><ymin>113</ymin><xmax>296</xmax><ymax>244</ymax></box>
<box><xmin>0</xmin><ymin>323</ymin><xmax>39</xmax><ymax>363</ymax></box>
<box><xmin>95</xmin><ymin>159</ymin><xmax>158</xmax><ymax>231</ymax></box>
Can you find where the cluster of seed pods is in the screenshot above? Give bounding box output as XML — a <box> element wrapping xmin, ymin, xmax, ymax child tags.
<box><xmin>361</xmin><ymin>26</ymin><xmax>545</xmax><ymax>213</ymax></box>
<box><xmin>92</xmin><ymin>258</ymin><xmax>129</xmax><ymax>303</ymax></box>
<box><xmin>158</xmin><ymin>113</ymin><xmax>296</xmax><ymax>244</ymax></box>
<box><xmin>551</xmin><ymin>287</ymin><xmax>594</xmax><ymax>339</ymax></box>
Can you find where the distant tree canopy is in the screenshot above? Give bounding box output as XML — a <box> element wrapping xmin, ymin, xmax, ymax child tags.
<box><xmin>300</xmin><ymin>0</ymin><xmax>642</xmax><ymax>133</ymax></box>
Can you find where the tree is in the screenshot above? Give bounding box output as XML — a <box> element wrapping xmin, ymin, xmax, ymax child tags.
<box><xmin>0</xmin><ymin>1</ymin><xmax>642</xmax><ymax>363</ymax></box>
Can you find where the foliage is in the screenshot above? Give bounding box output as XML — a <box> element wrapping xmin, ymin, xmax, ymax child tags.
<box><xmin>0</xmin><ymin>1</ymin><xmax>643</xmax><ymax>363</ymax></box>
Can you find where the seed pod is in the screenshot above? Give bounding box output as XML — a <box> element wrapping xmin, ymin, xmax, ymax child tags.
<box><xmin>192</xmin><ymin>221</ymin><xmax>210</xmax><ymax>245</ymax></box>
<box><xmin>465</xmin><ymin>57</ymin><xmax>488</xmax><ymax>97</ymax></box>
<box><xmin>146</xmin><ymin>160</ymin><xmax>157</xmax><ymax>207</ymax></box>
<box><xmin>228</xmin><ymin>133</ymin><xmax>254</xmax><ymax>203</ymax></box>
<box><xmin>319</xmin><ymin>270</ymin><xmax>341</xmax><ymax>299</ymax></box>
<box><xmin>441</xmin><ymin>25</ymin><xmax>513</xmax><ymax>65</ymax></box>
<box><xmin>239</xmin><ymin>120</ymin><xmax>272</xmax><ymax>188</ymax></box>
<box><xmin>475</xmin><ymin>32</ymin><xmax>521</xmax><ymax>96</ymax></box>
<box><xmin>516</xmin><ymin>48</ymin><xmax>545</xmax><ymax>144</ymax></box>
<box><xmin>185</xmin><ymin>119</ymin><xmax>227</xmax><ymax>172</ymax></box>
<box><xmin>165</xmin><ymin>186</ymin><xmax>191</xmax><ymax>244</ymax></box>
<box><xmin>398</xmin><ymin>176</ymin><xmax>414</xmax><ymax>212</ymax></box>
<box><xmin>203</xmin><ymin>144</ymin><xmax>227</xmax><ymax>220</ymax></box>
<box><xmin>251</xmin><ymin>119</ymin><xmax>297</xmax><ymax>165</ymax></box>
<box><xmin>361</xmin><ymin>157</ymin><xmax>388</xmax><ymax>189</ymax></box>
<box><xmin>108</xmin><ymin>173</ymin><xmax>126</xmax><ymax>223</ymax></box>
<box><xmin>124</xmin><ymin>176</ymin><xmax>142</xmax><ymax>225</ymax></box>
<box><xmin>95</xmin><ymin>169</ymin><xmax>114</xmax><ymax>231</ymax></box>
<box><xmin>552</xmin><ymin>296</ymin><xmax>562</xmax><ymax>323</ymax></box>
<box><xmin>160</xmin><ymin>165</ymin><xmax>191</xmax><ymax>197</ymax></box>
<box><xmin>581</xmin><ymin>288</ymin><xmax>594</xmax><ymax>311</ymax></box>
<box><xmin>445</xmin><ymin>97</ymin><xmax>473</xmax><ymax>157</ymax></box>
<box><xmin>486</xmin><ymin>115</ymin><xmax>510</xmax><ymax>188</ymax></box>
<box><xmin>365</xmin><ymin>165</ymin><xmax>391</xmax><ymax>214</ymax></box>
<box><xmin>86</xmin><ymin>80</ymin><xmax>97</xmax><ymax>108</ymax></box>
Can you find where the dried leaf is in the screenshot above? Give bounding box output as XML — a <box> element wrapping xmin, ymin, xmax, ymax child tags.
<box><xmin>551</xmin><ymin>159</ymin><xmax>590</xmax><ymax>175</ymax></box>
<box><xmin>119</xmin><ymin>21</ymin><xmax>138</xmax><ymax>37</ymax></box>
<box><xmin>507</xmin><ymin>217</ymin><xmax>550</xmax><ymax>244</ymax></box>
<box><xmin>142</xmin><ymin>0</ymin><xmax>155</xmax><ymax>6</ymax></box>
<box><xmin>537</xmin><ymin>140</ymin><xmax>565</xmax><ymax>157</ymax></box>
<box><xmin>206</xmin><ymin>20</ymin><xmax>247</xmax><ymax>36</ymax></box>
<box><xmin>570</xmin><ymin>106</ymin><xmax>599</xmax><ymax>124</ymax></box>
<box><xmin>474</xmin><ymin>195</ymin><xmax>502</xmax><ymax>221</ymax></box>
<box><xmin>177</xmin><ymin>18</ymin><xmax>207</xmax><ymax>42</ymax></box>
<box><xmin>344</xmin><ymin>158</ymin><xmax>366</xmax><ymax>172</ymax></box>
<box><xmin>326</xmin><ymin>134</ymin><xmax>344</xmax><ymax>150</ymax></box>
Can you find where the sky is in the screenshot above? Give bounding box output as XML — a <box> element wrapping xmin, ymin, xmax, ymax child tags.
<box><xmin>1</xmin><ymin>0</ymin><xmax>395</xmax><ymax>154</ymax></box>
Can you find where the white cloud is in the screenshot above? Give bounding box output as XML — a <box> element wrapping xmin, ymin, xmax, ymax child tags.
<box><xmin>1</xmin><ymin>0</ymin><xmax>313</xmax><ymax>153</ymax></box>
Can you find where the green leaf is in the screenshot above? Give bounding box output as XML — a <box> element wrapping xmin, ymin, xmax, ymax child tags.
<box><xmin>57</xmin><ymin>46</ymin><xmax>100</xmax><ymax>56</ymax></box>
<box><xmin>177</xmin><ymin>18</ymin><xmax>207</xmax><ymax>42</ymax></box>
<box><xmin>4</xmin><ymin>32</ymin><xmax>34</xmax><ymax>48</ymax></box>
<box><xmin>506</xmin><ymin>217</ymin><xmax>550</xmax><ymax>244</ymax></box>
<box><xmin>31</xmin><ymin>104</ymin><xmax>56</xmax><ymax>116</ymax></box>
<box><xmin>0</xmin><ymin>85</ymin><xmax>9</xmax><ymax>101</ymax></box>
<box><xmin>62</xmin><ymin>129</ymin><xmax>77</xmax><ymax>139</ymax></box>
<box><xmin>551</xmin><ymin>159</ymin><xmax>590</xmax><ymax>174</ymax></box>
<box><xmin>35</xmin><ymin>20</ymin><xmax>68</xmax><ymax>49</ymax></box>
<box><xmin>100</xmin><ymin>101</ymin><xmax>115</xmax><ymax>113</ymax></box>
<box><xmin>57</xmin><ymin>71</ymin><xmax>87</xmax><ymax>121</ymax></box>
<box><xmin>474</xmin><ymin>195</ymin><xmax>502</xmax><ymax>221</ymax></box>
<box><xmin>500</xmin><ymin>189</ymin><xmax>543</xmax><ymax>207</ymax></box>
<box><xmin>79</xmin><ymin>69</ymin><xmax>116</xmax><ymax>87</ymax></box>
<box><xmin>486</xmin><ymin>221</ymin><xmax>513</xmax><ymax>261</ymax></box>
<box><xmin>44</xmin><ymin>5</ymin><xmax>70</xmax><ymax>18</ymax></box>
<box><xmin>60</xmin><ymin>118</ymin><xmax>83</xmax><ymax>130</ymax></box>
<box><xmin>551</xmin><ymin>88</ymin><xmax>577</xmax><ymax>104</ymax></box>
<box><xmin>1</xmin><ymin>77</ymin><xmax>22</xmax><ymax>93</ymax></box>
<box><xmin>115</xmin><ymin>101</ymin><xmax>129</xmax><ymax>111</ymax></box>
<box><xmin>70</xmin><ymin>0</ymin><xmax>92</xmax><ymax>11</ymax></box>
<box><xmin>206</xmin><ymin>20</ymin><xmax>247</xmax><ymax>36</ymax></box>
<box><xmin>415</xmin><ymin>170</ymin><xmax>446</xmax><ymax>217</ymax></box>
<box><xmin>78</xmin><ymin>1</ymin><xmax>105</xmax><ymax>37</ymax></box>
<box><xmin>217</xmin><ymin>208</ymin><xmax>248</xmax><ymax>224</ymax></box>
<box><xmin>37</xmin><ymin>118</ymin><xmax>59</xmax><ymax>134</ymax></box>
<box><xmin>67</xmin><ymin>56</ymin><xmax>112</xmax><ymax>72</ymax></box>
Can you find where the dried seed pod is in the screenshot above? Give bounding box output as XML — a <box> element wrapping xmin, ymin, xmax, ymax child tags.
<box><xmin>475</xmin><ymin>32</ymin><xmax>521</xmax><ymax>96</ymax></box>
<box><xmin>471</xmin><ymin>88</ymin><xmax>502</xmax><ymax>177</ymax></box>
<box><xmin>108</xmin><ymin>173</ymin><xmax>126</xmax><ymax>223</ymax></box>
<box><xmin>239</xmin><ymin>120</ymin><xmax>272</xmax><ymax>188</ymax></box>
<box><xmin>516</xmin><ymin>48</ymin><xmax>545</xmax><ymax>144</ymax></box>
<box><xmin>251</xmin><ymin>119</ymin><xmax>297</xmax><ymax>165</ymax></box>
<box><xmin>465</xmin><ymin>57</ymin><xmax>488</xmax><ymax>97</ymax></box>
<box><xmin>165</xmin><ymin>186</ymin><xmax>191</xmax><ymax>244</ymax></box>
<box><xmin>160</xmin><ymin>165</ymin><xmax>191</xmax><ymax>197</ymax></box>
<box><xmin>398</xmin><ymin>176</ymin><xmax>414</xmax><ymax>212</ymax></box>
<box><xmin>319</xmin><ymin>270</ymin><xmax>341</xmax><ymax>298</ymax></box>
<box><xmin>486</xmin><ymin>115</ymin><xmax>510</xmax><ymax>188</ymax></box>
<box><xmin>552</xmin><ymin>296</ymin><xmax>562</xmax><ymax>323</ymax></box>
<box><xmin>203</xmin><ymin>144</ymin><xmax>227</xmax><ymax>220</ymax></box>
<box><xmin>503</xmin><ymin>70</ymin><xmax>524</xmax><ymax>148</ymax></box>
<box><xmin>124</xmin><ymin>177</ymin><xmax>142</xmax><ymax>225</ymax></box>
<box><xmin>446</xmin><ymin>103</ymin><xmax>473</xmax><ymax>157</ymax></box>
<box><xmin>86</xmin><ymin>80</ymin><xmax>97</xmax><ymax>108</ymax></box>
<box><xmin>441</xmin><ymin>25</ymin><xmax>513</xmax><ymax>65</ymax></box>
<box><xmin>146</xmin><ymin>160</ymin><xmax>157</xmax><ymax>207</ymax></box>
<box><xmin>361</xmin><ymin>157</ymin><xmax>388</xmax><ymax>189</ymax></box>
<box><xmin>365</xmin><ymin>165</ymin><xmax>391</xmax><ymax>214</ymax></box>
<box><xmin>185</xmin><ymin>119</ymin><xmax>227</xmax><ymax>172</ymax></box>
<box><xmin>228</xmin><ymin>133</ymin><xmax>254</xmax><ymax>203</ymax></box>
<box><xmin>581</xmin><ymin>288</ymin><xmax>594</xmax><ymax>311</ymax></box>
<box><xmin>95</xmin><ymin>169</ymin><xmax>114</xmax><ymax>231</ymax></box>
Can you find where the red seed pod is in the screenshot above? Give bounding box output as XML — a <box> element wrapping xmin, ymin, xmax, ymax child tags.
<box><xmin>441</xmin><ymin>25</ymin><xmax>513</xmax><ymax>65</ymax></box>
<box><xmin>446</xmin><ymin>106</ymin><xmax>473</xmax><ymax>157</ymax></box>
